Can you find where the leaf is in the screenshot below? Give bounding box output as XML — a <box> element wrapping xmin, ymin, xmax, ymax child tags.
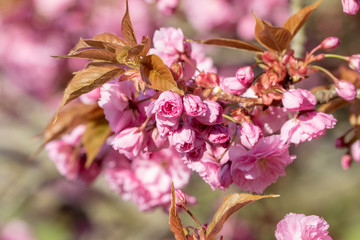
<box><xmin>206</xmin><ymin>193</ymin><xmax>279</xmax><ymax>240</ymax></box>
<box><xmin>254</xmin><ymin>13</ymin><xmax>292</xmax><ymax>52</ymax></box>
<box><xmin>93</xmin><ymin>32</ymin><xmax>127</xmax><ymax>47</ymax></box>
<box><xmin>195</xmin><ymin>38</ymin><xmax>263</xmax><ymax>52</ymax></box>
<box><xmin>121</xmin><ymin>0</ymin><xmax>137</xmax><ymax>46</ymax></box>
<box><xmin>82</xmin><ymin>114</ymin><xmax>112</xmax><ymax>168</ymax></box>
<box><xmin>43</xmin><ymin>103</ymin><xmax>102</xmax><ymax>145</ymax></box>
<box><xmin>140</xmin><ymin>54</ymin><xmax>184</xmax><ymax>95</ymax></box>
<box><xmin>55</xmin><ymin>66</ymin><xmax>125</xmax><ymax>120</ymax></box>
<box><xmin>283</xmin><ymin>0</ymin><xmax>322</xmax><ymax>38</ymax></box>
<box><xmin>169</xmin><ymin>183</ymin><xmax>187</xmax><ymax>240</ymax></box>
<box><xmin>56</xmin><ymin>48</ymin><xmax>117</xmax><ymax>62</ymax></box>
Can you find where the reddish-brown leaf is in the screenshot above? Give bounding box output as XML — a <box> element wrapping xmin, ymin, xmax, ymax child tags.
<box><xmin>82</xmin><ymin>114</ymin><xmax>112</xmax><ymax>168</ymax></box>
<box><xmin>195</xmin><ymin>38</ymin><xmax>263</xmax><ymax>52</ymax></box>
<box><xmin>140</xmin><ymin>54</ymin><xmax>184</xmax><ymax>95</ymax></box>
<box><xmin>121</xmin><ymin>0</ymin><xmax>137</xmax><ymax>46</ymax></box>
<box><xmin>55</xmin><ymin>66</ymin><xmax>124</xmax><ymax>120</ymax></box>
<box><xmin>93</xmin><ymin>32</ymin><xmax>127</xmax><ymax>47</ymax></box>
<box><xmin>43</xmin><ymin>103</ymin><xmax>102</xmax><ymax>145</ymax></box>
<box><xmin>254</xmin><ymin>13</ymin><xmax>292</xmax><ymax>52</ymax></box>
<box><xmin>169</xmin><ymin>183</ymin><xmax>187</xmax><ymax>240</ymax></box>
<box><xmin>283</xmin><ymin>0</ymin><xmax>322</xmax><ymax>38</ymax></box>
<box><xmin>206</xmin><ymin>193</ymin><xmax>279</xmax><ymax>240</ymax></box>
<box><xmin>56</xmin><ymin>48</ymin><xmax>117</xmax><ymax>62</ymax></box>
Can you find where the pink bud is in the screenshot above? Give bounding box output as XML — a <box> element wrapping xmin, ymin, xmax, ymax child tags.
<box><xmin>341</xmin><ymin>154</ymin><xmax>352</xmax><ymax>170</ymax></box>
<box><xmin>342</xmin><ymin>0</ymin><xmax>360</xmax><ymax>15</ymax></box>
<box><xmin>207</xmin><ymin>124</ymin><xmax>230</xmax><ymax>145</ymax></box>
<box><xmin>236</xmin><ymin>66</ymin><xmax>254</xmax><ymax>86</ymax></box>
<box><xmin>320</xmin><ymin>37</ymin><xmax>340</xmax><ymax>50</ymax></box>
<box><xmin>195</xmin><ymin>72</ymin><xmax>220</xmax><ymax>88</ymax></box>
<box><xmin>154</xmin><ymin>91</ymin><xmax>183</xmax><ymax>118</ymax></box>
<box><xmin>185</xmin><ymin>137</ymin><xmax>206</xmax><ymax>161</ymax></box>
<box><xmin>174</xmin><ymin>189</ymin><xmax>186</xmax><ymax>207</ymax></box>
<box><xmin>281</xmin><ymin>49</ymin><xmax>294</xmax><ymax>65</ymax></box>
<box><xmin>282</xmin><ymin>89</ymin><xmax>317</xmax><ymax>111</ymax></box>
<box><xmin>111</xmin><ymin>127</ymin><xmax>145</xmax><ymax>158</ymax></box>
<box><xmin>239</xmin><ymin>121</ymin><xmax>263</xmax><ymax>149</ymax></box>
<box><xmin>220</xmin><ymin>77</ymin><xmax>247</xmax><ymax>95</ymax></box>
<box><xmin>218</xmin><ymin>162</ymin><xmax>233</xmax><ymax>188</ymax></box>
<box><xmin>170</xmin><ymin>123</ymin><xmax>196</xmax><ymax>153</ymax></box>
<box><xmin>335</xmin><ymin>80</ymin><xmax>356</xmax><ymax>101</ymax></box>
<box><xmin>183</xmin><ymin>94</ymin><xmax>207</xmax><ymax>117</ymax></box>
<box><xmin>195</xmin><ymin>100</ymin><xmax>223</xmax><ymax>125</ymax></box>
<box><xmin>349</xmin><ymin>54</ymin><xmax>360</xmax><ymax>71</ymax></box>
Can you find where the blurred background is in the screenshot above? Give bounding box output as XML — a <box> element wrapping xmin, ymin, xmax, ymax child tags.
<box><xmin>1</xmin><ymin>0</ymin><xmax>360</xmax><ymax>239</ymax></box>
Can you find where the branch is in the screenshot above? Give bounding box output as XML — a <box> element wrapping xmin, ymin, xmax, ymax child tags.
<box><xmin>313</xmin><ymin>88</ymin><xmax>360</xmax><ymax>104</ymax></box>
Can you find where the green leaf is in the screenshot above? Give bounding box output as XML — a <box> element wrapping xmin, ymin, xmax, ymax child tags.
<box><xmin>254</xmin><ymin>13</ymin><xmax>292</xmax><ymax>52</ymax></box>
<box><xmin>169</xmin><ymin>183</ymin><xmax>187</xmax><ymax>240</ymax></box>
<box><xmin>195</xmin><ymin>38</ymin><xmax>264</xmax><ymax>52</ymax></box>
<box><xmin>55</xmin><ymin>66</ymin><xmax>124</xmax><ymax>121</ymax></box>
<box><xmin>140</xmin><ymin>55</ymin><xmax>184</xmax><ymax>95</ymax></box>
<box><xmin>283</xmin><ymin>0</ymin><xmax>322</xmax><ymax>38</ymax></box>
<box><xmin>82</xmin><ymin>114</ymin><xmax>112</xmax><ymax>168</ymax></box>
<box><xmin>121</xmin><ymin>0</ymin><xmax>137</xmax><ymax>46</ymax></box>
<box><xmin>206</xmin><ymin>193</ymin><xmax>279</xmax><ymax>240</ymax></box>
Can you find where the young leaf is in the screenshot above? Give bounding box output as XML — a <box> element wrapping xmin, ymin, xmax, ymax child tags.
<box><xmin>283</xmin><ymin>0</ymin><xmax>322</xmax><ymax>38</ymax></box>
<box><xmin>195</xmin><ymin>38</ymin><xmax>264</xmax><ymax>52</ymax></box>
<box><xmin>140</xmin><ymin>54</ymin><xmax>184</xmax><ymax>95</ymax></box>
<box><xmin>82</xmin><ymin>114</ymin><xmax>112</xmax><ymax>168</ymax></box>
<box><xmin>121</xmin><ymin>0</ymin><xmax>137</xmax><ymax>46</ymax></box>
<box><xmin>169</xmin><ymin>183</ymin><xmax>187</xmax><ymax>240</ymax></box>
<box><xmin>93</xmin><ymin>32</ymin><xmax>127</xmax><ymax>47</ymax></box>
<box><xmin>56</xmin><ymin>48</ymin><xmax>117</xmax><ymax>62</ymax></box>
<box><xmin>254</xmin><ymin>13</ymin><xmax>292</xmax><ymax>52</ymax></box>
<box><xmin>206</xmin><ymin>193</ymin><xmax>279</xmax><ymax>240</ymax></box>
<box><xmin>55</xmin><ymin>66</ymin><xmax>125</xmax><ymax>119</ymax></box>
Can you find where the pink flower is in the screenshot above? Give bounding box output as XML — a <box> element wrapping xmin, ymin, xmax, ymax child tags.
<box><xmin>99</xmin><ymin>80</ymin><xmax>136</xmax><ymax>133</ymax></box>
<box><xmin>45</xmin><ymin>125</ymin><xmax>102</xmax><ymax>184</ymax></box>
<box><xmin>349</xmin><ymin>54</ymin><xmax>360</xmax><ymax>71</ymax></box>
<box><xmin>183</xmin><ymin>94</ymin><xmax>207</xmax><ymax>117</ymax></box>
<box><xmin>252</xmin><ymin>106</ymin><xmax>289</xmax><ymax>134</ymax></box>
<box><xmin>79</xmin><ymin>88</ymin><xmax>101</xmax><ymax>105</ymax></box>
<box><xmin>217</xmin><ymin>162</ymin><xmax>233</xmax><ymax>189</ymax></box>
<box><xmin>342</xmin><ymin>0</ymin><xmax>360</xmax><ymax>15</ymax></box>
<box><xmin>196</xmin><ymin>100</ymin><xmax>223</xmax><ymax>125</ymax></box>
<box><xmin>184</xmin><ymin>137</ymin><xmax>206</xmax><ymax>161</ymax></box>
<box><xmin>230</xmin><ymin>135</ymin><xmax>295</xmax><ymax>193</ymax></box>
<box><xmin>282</xmin><ymin>89</ymin><xmax>317</xmax><ymax>111</ymax></box>
<box><xmin>335</xmin><ymin>80</ymin><xmax>356</xmax><ymax>101</ymax></box>
<box><xmin>207</xmin><ymin>124</ymin><xmax>230</xmax><ymax>145</ymax></box>
<box><xmin>238</xmin><ymin>121</ymin><xmax>263</xmax><ymax>149</ymax></box>
<box><xmin>154</xmin><ymin>91</ymin><xmax>183</xmax><ymax>118</ymax></box>
<box><xmin>111</xmin><ymin>127</ymin><xmax>145</xmax><ymax>158</ymax></box>
<box><xmin>151</xmin><ymin>27</ymin><xmax>187</xmax><ymax>66</ymax></box>
<box><xmin>170</xmin><ymin>123</ymin><xmax>196</xmax><ymax>153</ymax></box>
<box><xmin>220</xmin><ymin>77</ymin><xmax>248</xmax><ymax>96</ymax></box>
<box><xmin>320</xmin><ymin>37</ymin><xmax>340</xmax><ymax>50</ymax></box>
<box><xmin>351</xmin><ymin>140</ymin><xmax>360</xmax><ymax>162</ymax></box>
<box><xmin>281</xmin><ymin>111</ymin><xmax>337</xmax><ymax>145</ymax></box>
<box><xmin>275</xmin><ymin>213</ymin><xmax>333</xmax><ymax>240</ymax></box>
<box><xmin>147</xmin><ymin>128</ymin><xmax>169</xmax><ymax>152</ymax></box>
<box><xmin>104</xmin><ymin>148</ymin><xmax>191</xmax><ymax>211</ymax></box>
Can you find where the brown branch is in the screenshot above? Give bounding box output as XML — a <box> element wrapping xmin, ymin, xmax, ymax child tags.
<box><xmin>215</xmin><ymin>90</ymin><xmax>263</xmax><ymax>107</ymax></box>
<box><xmin>313</xmin><ymin>88</ymin><xmax>360</xmax><ymax>104</ymax></box>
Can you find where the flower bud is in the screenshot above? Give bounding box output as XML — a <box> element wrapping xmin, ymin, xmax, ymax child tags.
<box><xmin>239</xmin><ymin>121</ymin><xmax>263</xmax><ymax>149</ymax></box>
<box><xmin>351</xmin><ymin>140</ymin><xmax>360</xmax><ymax>162</ymax></box>
<box><xmin>170</xmin><ymin>62</ymin><xmax>183</xmax><ymax>81</ymax></box>
<box><xmin>282</xmin><ymin>89</ymin><xmax>317</xmax><ymax>111</ymax></box>
<box><xmin>218</xmin><ymin>162</ymin><xmax>233</xmax><ymax>188</ymax></box>
<box><xmin>195</xmin><ymin>72</ymin><xmax>220</xmax><ymax>88</ymax></box>
<box><xmin>207</xmin><ymin>124</ymin><xmax>230</xmax><ymax>144</ymax></box>
<box><xmin>320</xmin><ymin>37</ymin><xmax>340</xmax><ymax>50</ymax></box>
<box><xmin>183</xmin><ymin>94</ymin><xmax>207</xmax><ymax>117</ymax></box>
<box><xmin>195</xmin><ymin>100</ymin><xmax>223</xmax><ymax>125</ymax></box>
<box><xmin>335</xmin><ymin>80</ymin><xmax>356</xmax><ymax>101</ymax></box>
<box><xmin>220</xmin><ymin>77</ymin><xmax>247</xmax><ymax>96</ymax></box>
<box><xmin>170</xmin><ymin>123</ymin><xmax>196</xmax><ymax>153</ymax></box>
<box><xmin>174</xmin><ymin>189</ymin><xmax>186</xmax><ymax>207</ymax></box>
<box><xmin>236</xmin><ymin>66</ymin><xmax>254</xmax><ymax>86</ymax></box>
<box><xmin>342</xmin><ymin>0</ymin><xmax>360</xmax><ymax>15</ymax></box>
<box><xmin>341</xmin><ymin>154</ymin><xmax>352</xmax><ymax>170</ymax></box>
<box><xmin>349</xmin><ymin>54</ymin><xmax>360</xmax><ymax>71</ymax></box>
<box><xmin>111</xmin><ymin>127</ymin><xmax>145</xmax><ymax>158</ymax></box>
<box><xmin>335</xmin><ymin>136</ymin><xmax>346</xmax><ymax>148</ymax></box>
